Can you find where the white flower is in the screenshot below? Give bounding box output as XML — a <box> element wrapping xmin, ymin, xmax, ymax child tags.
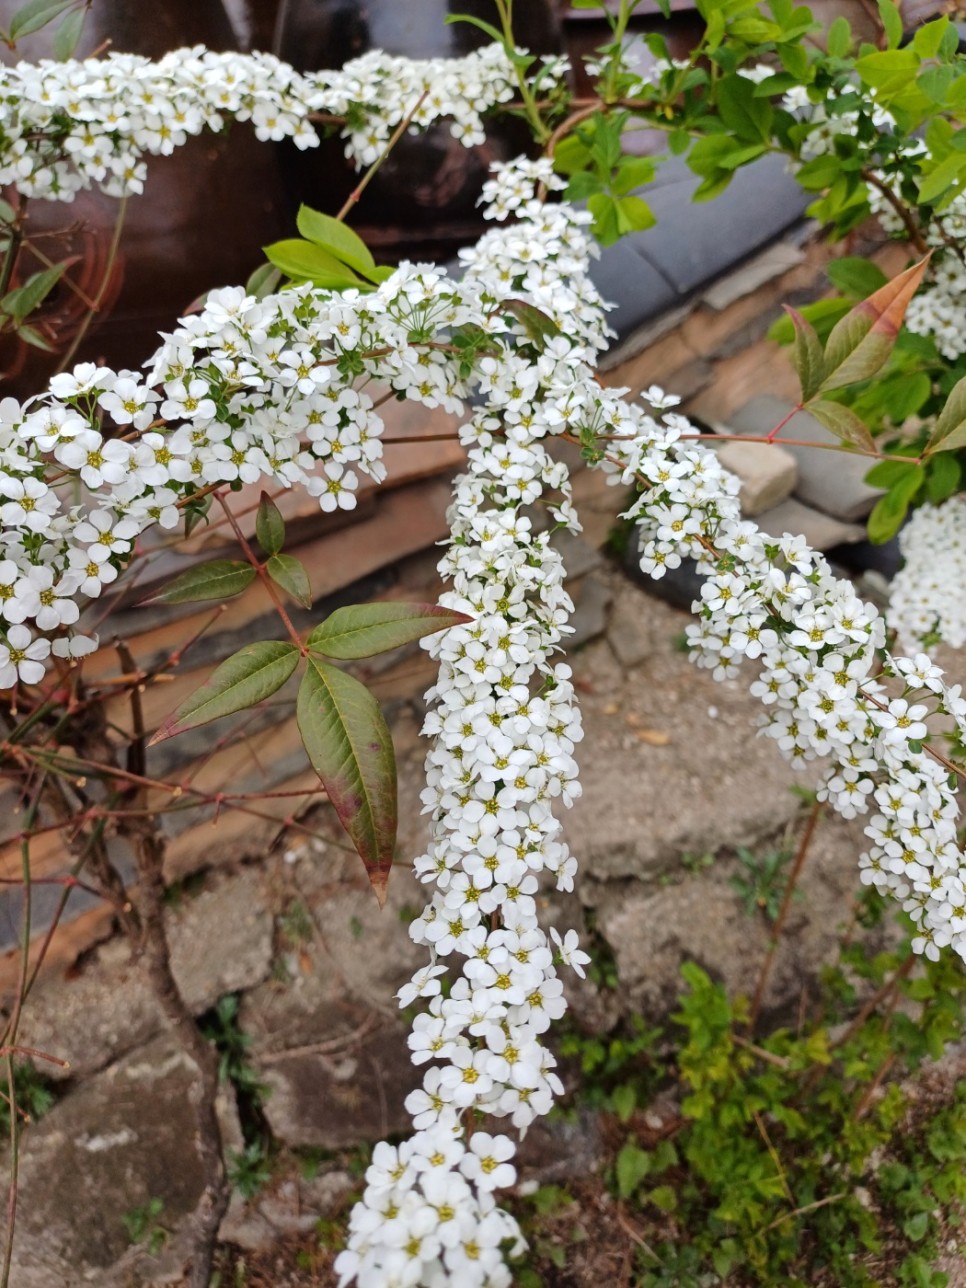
<box><xmin>0</xmin><ymin>624</ymin><xmax>50</xmax><ymax>687</ymax></box>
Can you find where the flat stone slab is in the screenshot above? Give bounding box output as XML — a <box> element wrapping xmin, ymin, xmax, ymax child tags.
<box><xmin>6</xmin><ymin>1035</ymin><xmax>240</xmax><ymax>1287</ymax></box>
<box><xmin>566</xmin><ymin>572</ymin><xmax>815</xmax><ymax>883</ymax></box>
<box><xmin>16</xmin><ymin>866</ymin><xmax>274</xmax><ymax>1080</ymax></box>
<box><xmin>714</xmin><ymin>439</ymin><xmax>797</xmax><ymax>517</ymax></box>
<box><xmin>756</xmin><ymin>497</ymin><xmax>866</xmax><ymax>551</ymax></box>
<box><xmin>726</xmin><ymin>394</ymin><xmax>883</xmax><ymax>522</ymax></box>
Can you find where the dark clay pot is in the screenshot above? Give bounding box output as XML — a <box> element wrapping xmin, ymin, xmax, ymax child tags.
<box><xmin>273</xmin><ymin>0</ymin><xmax>562</xmax><ymax>260</ymax></box>
<box><xmin>0</xmin><ymin>0</ymin><xmax>291</xmax><ymax>395</ymax></box>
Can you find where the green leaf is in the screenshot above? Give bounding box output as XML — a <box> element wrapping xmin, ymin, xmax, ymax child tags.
<box><xmin>297</xmin><ymin>657</ymin><xmax>397</xmax><ymax>903</ymax></box>
<box><xmin>804</xmin><ymin>399</ymin><xmax>877</xmax><ymax>454</ymax></box>
<box><xmin>820</xmin><ymin>257</ymin><xmax>931</xmax><ymax>392</ymax></box>
<box><xmin>715</xmin><ymin>74</ymin><xmax>773</xmax><ymax>143</ymax></box>
<box><xmin>826</xmin><ymin>257</ymin><xmax>889</xmax><ymax>299</ymax></box>
<box><xmin>647</xmin><ymin>1184</ymin><xmax>678</xmax><ymax>1214</ymax></box>
<box><xmin>295</xmin><ymin>205</ymin><xmax>381</xmax><ymax>281</ymax></box>
<box><xmin>308</xmin><ymin>601</ymin><xmax>470</xmax><ymax>660</ymax></box>
<box><xmin>903</xmin><ymin>1210</ymin><xmax>931</xmax><ymax>1243</ymax></box>
<box><xmin>616</xmin><ymin>194</ymin><xmax>656</xmax><ymax>232</ymax></box>
<box><xmin>785</xmin><ymin>306</ymin><xmax>826</xmax><ymax>401</ymax></box>
<box><xmin>918</xmin><ymin>153</ymin><xmax>966</xmax><ymax>206</ymax></box>
<box><xmin>245</xmin><ymin>261</ymin><xmax>281</xmax><ymax>300</ymax></box>
<box><xmin>151</xmin><ymin>641</ymin><xmax>300</xmax><ymax>744</ymax></box>
<box><xmin>826</xmin><ymin>15</ymin><xmax>851</xmax><ymax>57</ymax></box>
<box><xmin>266</xmin><ymin>553</ymin><xmax>312</xmax><ymax>609</ymax></box>
<box><xmin>52</xmin><ymin>3</ymin><xmax>84</xmax><ymax>58</ymax></box>
<box><xmin>15</xmin><ymin>323</ymin><xmax>55</xmax><ymax>351</ymax></box>
<box><xmin>616</xmin><ymin>1142</ymin><xmax>651</xmax><ymax>1200</ymax></box>
<box><xmin>9</xmin><ymin>0</ymin><xmax>74</xmax><ymax>39</ymax></box>
<box><xmin>867</xmin><ymin>465</ymin><xmax>925</xmax><ymax>542</ymax></box>
<box><xmin>913</xmin><ymin>15</ymin><xmax>949</xmax><ymax>59</ymax></box>
<box><xmin>917</xmin><ymin>64</ymin><xmax>954</xmax><ymax>104</ymax></box>
<box><xmin>612</xmin><ymin>155</ymin><xmax>655</xmax><ymax>196</ymax></box>
<box><xmin>877</xmin><ymin>0</ymin><xmax>903</xmax><ymax>49</ymax></box>
<box><xmin>610</xmin><ymin>1084</ymin><xmax>636</xmax><ymax>1123</ymax></box>
<box><xmin>263</xmin><ymin>239</ymin><xmax>364</xmax><ymax>290</ymax></box>
<box><xmin>139</xmin><ymin>559</ymin><xmax>256</xmax><ymax>606</ymax></box>
<box><xmin>255</xmin><ymin>492</ymin><xmax>285</xmax><ymax>557</ymax></box>
<box><xmin>443</xmin><ymin>12</ymin><xmax>504</xmax><ymax>44</ymax></box>
<box><xmin>1</xmin><ymin>261</ymin><xmax>66</xmax><ymax>322</ymax></box>
<box><xmin>925</xmin><ymin>451</ymin><xmax>961</xmax><ymax>502</ymax></box>
<box><xmin>925</xmin><ymin>374</ymin><xmax>966</xmax><ymax>454</ymax></box>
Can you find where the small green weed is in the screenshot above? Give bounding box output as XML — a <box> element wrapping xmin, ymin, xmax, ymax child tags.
<box><xmin>730</xmin><ymin>844</ymin><xmax>799</xmax><ymax>922</ymax></box>
<box><xmin>228</xmin><ymin>1143</ymin><xmax>272</xmax><ymax>1199</ymax></box>
<box><xmin>122</xmin><ymin>1198</ymin><xmax>169</xmax><ymax>1255</ymax></box>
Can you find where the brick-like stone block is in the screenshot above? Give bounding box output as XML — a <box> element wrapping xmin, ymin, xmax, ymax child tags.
<box><xmin>714</xmin><ymin>439</ymin><xmax>798</xmax><ymax>516</ymax></box>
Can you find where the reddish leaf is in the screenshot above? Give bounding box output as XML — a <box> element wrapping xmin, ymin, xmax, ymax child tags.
<box><xmin>819</xmin><ymin>256</ymin><xmax>931</xmax><ymax>393</ymax></box>
<box><xmin>296</xmin><ymin>657</ymin><xmax>396</xmax><ymax>905</ymax></box>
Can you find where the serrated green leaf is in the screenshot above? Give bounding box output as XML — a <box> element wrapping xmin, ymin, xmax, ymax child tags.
<box><xmin>150</xmin><ymin>641</ymin><xmax>300</xmax><ymax>744</ymax></box>
<box><xmin>805</xmin><ymin>399</ymin><xmax>877</xmax><ymax>454</ymax></box>
<box><xmin>1</xmin><ymin>261</ymin><xmax>66</xmax><ymax>322</ymax></box>
<box><xmin>267</xmin><ymin>553</ymin><xmax>312</xmax><ymax>608</ymax></box>
<box><xmin>715</xmin><ymin>74</ymin><xmax>773</xmax><ymax>143</ymax></box>
<box><xmin>295</xmin><ymin>205</ymin><xmax>381</xmax><ymax>281</ymax></box>
<box><xmin>308</xmin><ymin>601</ymin><xmax>471</xmax><ymax>660</ymax></box>
<box><xmin>263</xmin><ymin>238</ymin><xmax>364</xmax><ymax>289</ymax></box>
<box><xmin>9</xmin><ymin>0</ymin><xmax>74</xmax><ymax>39</ymax></box>
<box><xmin>256</xmin><ymin>492</ymin><xmax>285</xmax><ymax>556</ymax></box>
<box><xmin>139</xmin><ymin>559</ymin><xmax>256</xmax><ymax>606</ymax></box>
<box><xmin>52</xmin><ymin>3</ymin><xmax>84</xmax><ymax>59</ymax></box>
<box><xmin>785</xmin><ymin>306</ymin><xmax>826</xmax><ymax>401</ymax></box>
<box><xmin>616</xmin><ymin>1142</ymin><xmax>651</xmax><ymax>1200</ymax></box>
<box><xmin>612</xmin><ymin>155</ymin><xmax>655</xmax><ymax>196</ymax></box>
<box><xmin>616</xmin><ymin>194</ymin><xmax>656</xmax><ymax>232</ymax></box>
<box><xmin>820</xmin><ymin>257</ymin><xmax>931</xmax><ymax>392</ymax></box>
<box><xmin>245</xmin><ymin>261</ymin><xmax>281</xmax><ymax>300</ymax></box>
<box><xmin>610</xmin><ymin>1083</ymin><xmax>636</xmax><ymax>1123</ymax></box>
<box><xmin>925</xmin><ymin>374</ymin><xmax>966</xmax><ymax>454</ymax></box>
<box><xmin>297</xmin><ymin>657</ymin><xmax>396</xmax><ymax>903</ymax></box>
<box><xmin>647</xmin><ymin>1184</ymin><xmax>678</xmax><ymax>1214</ymax></box>
<box><xmin>826</xmin><ymin>257</ymin><xmax>889</xmax><ymax>299</ymax></box>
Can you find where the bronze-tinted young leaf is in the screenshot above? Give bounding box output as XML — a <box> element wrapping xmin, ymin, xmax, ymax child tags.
<box><xmin>804</xmin><ymin>399</ymin><xmax>877</xmax><ymax>454</ymax></box>
<box><xmin>503</xmin><ymin>299</ymin><xmax>562</xmax><ymax>346</ymax></box>
<box><xmin>925</xmin><ymin>374</ymin><xmax>966</xmax><ymax>454</ymax></box>
<box><xmin>150</xmin><ymin>641</ymin><xmax>300</xmax><ymax>745</ymax></box>
<box><xmin>819</xmin><ymin>256</ymin><xmax>931</xmax><ymax>393</ymax></box>
<box><xmin>297</xmin><ymin>657</ymin><xmax>397</xmax><ymax>904</ymax></box>
<box><xmin>308</xmin><ymin>601</ymin><xmax>472</xmax><ymax>660</ymax></box>
<box><xmin>139</xmin><ymin>559</ymin><xmax>256</xmax><ymax>605</ymax></box>
<box><xmin>245</xmin><ymin>261</ymin><xmax>282</xmax><ymax>300</ymax></box>
<box><xmin>255</xmin><ymin>492</ymin><xmax>285</xmax><ymax>556</ymax></box>
<box><xmin>267</xmin><ymin>553</ymin><xmax>312</xmax><ymax>608</ymax></box>
<box><xmin>784</xmin><ymin>306</ymin><xmax>826</xmax><ymax>402</ymax></box>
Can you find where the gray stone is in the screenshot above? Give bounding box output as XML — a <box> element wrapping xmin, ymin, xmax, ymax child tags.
<box><xmin>569</xmin><ymin>574</ymin><xmax>613</xmax><ymax>649</ymax></box>
<box><xmin>701</xmin><ymin>242</ymin><xmax>806</xmax><ymax>312</ymax></box>
<box><xmin>756</xmin><ymin>497</ymin><xmax>866</xmax><ymax>551</ymax></box>
<box><xmin>727</xmin><ymin>395</ymin><xmax>883</xmax><ymax>521</ymax></box>
<box><xmin>6</xmin><ymin>1035</ymin><xmax>241</xmax><ymax>1287</ymax></box>
<box><xmin>588</xmin><ymin>815</ymin><xmax>895</xmax><ymax>1020</ymax></box>
<box><xmin>258</xmin><ymin>1020</ymin><xmax>417</xmax><ymax>1149</ymax></box>
<box><xmin>18</xmin><ymin>866</ymin><xmax>274</xmax><ymax>1081</ymax></box>
<box><xmin>515</xmin><ymin>1105</ymin><xmax>607</xmax><ymax>1185</ymax></box>
<box><xmin>714</xmin><ymin>439</ymin><xmax>798</xmax><ymax>517</ymax></box>
<box><xmin>566</xmin><ymin>571</ymin><xmax>814</xmax><ymax>883</ymax></box>
<box><xmin>551</xmin><ymin>528</ymin><xmax>604</xmax><ymax>581</ymax></box>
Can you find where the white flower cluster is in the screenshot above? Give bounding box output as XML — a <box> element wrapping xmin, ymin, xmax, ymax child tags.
<box><xmin>337</xmin><ymin>161</ymin><xmax>602</xmax><ymax>1288</ymax></box>
<box><xmin>310</xmin><ymin>43</ymin><xmax>520</xmax><ymax>166</ymax></box>
<box><xmin>598</xmin><ymin>402</ymin><xmax>966</xmax><ymax>963</ymax></box>
<box><xmin>0</xmin><ymin>261</ymin><xmax>502</xmax><ymax>672</ymax></box>
<box><xmin>0</xmin><ymin>41</ymin><xmax>525</xmax><ymax>201</ymax></box>
<box><xmin>782</xmin><ymin>83</ymin><xmax>897</xmax><ymax>164</ymax></box>
<box><xmin>890</xmin><ymin>495</ymin><xmax>966</xmax><ymax>650</ymax></box>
